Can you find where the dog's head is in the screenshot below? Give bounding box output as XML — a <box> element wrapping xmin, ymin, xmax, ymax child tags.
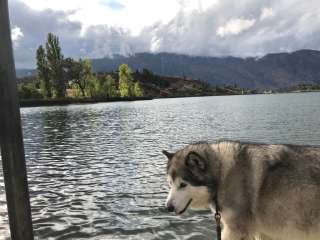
<box><xmin>163</xmin><ymin>144</ymin><xmax>219</xmax><ymax>214</ymax></box>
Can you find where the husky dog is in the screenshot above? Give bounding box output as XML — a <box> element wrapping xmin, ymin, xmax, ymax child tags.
<box><xmin>163</xmin><ymin>141</ymin><xmax>320</xmax><ymax>240</ymax></box>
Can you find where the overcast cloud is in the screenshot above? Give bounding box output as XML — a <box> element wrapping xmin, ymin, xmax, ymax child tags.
<box><xmin>9</xmin><ymin>0</ymin><xmax>320</xmax><ymax>68</ymax></box>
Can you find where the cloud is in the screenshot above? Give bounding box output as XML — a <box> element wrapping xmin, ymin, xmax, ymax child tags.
<box><xmin>260</xmin><ymin>7</ymin><xmax>274</xmax><ymax>20</ymax></box>
<box><xmin>16</xmin><ymin>0</ymin><xmax>181</xmax><ymax>35</ymax></box>
<box><xmin>11</xmin><ymin>26</ymin><xmax>24</xmax><ymax>41</ymax></box>
<box><xmin>11</xmin><ymin>26</ymin><xmax>24</xmax><ymax>49</ymax></box>
<box><xmin>142</xmin><ymin>0</ymin><xmax>320</xmax><ymax>57</ymax></box>
<box><xmin>9</xmin><ymin>0</ymin><xmax>82</xmax><ymax>68</ymax></box>
<box><xmin>8</xmin><ymin>0</ymin><xmax>320</xmax><ymax>68</ymax></box>
<box><xmin>217</xmin><ymin>18</ymin><xmax>256</xmax><ymax>37</ymax></box>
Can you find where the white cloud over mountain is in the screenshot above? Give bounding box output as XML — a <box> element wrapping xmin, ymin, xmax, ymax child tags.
<box><xmin>217</xmin><ymin>18</ymin><xmax>256</xmax><ymax>37</ymax></box>
<box><xmin>9</xmin><ymin>0</ymin><xmax>320</xmax><ymax>68</ymax></box>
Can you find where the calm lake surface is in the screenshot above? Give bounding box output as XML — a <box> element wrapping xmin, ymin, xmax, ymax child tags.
<box><xmin>1</xmin><ymin>93</ymin><xmax>320</xmax><ymax>239</ymax></box>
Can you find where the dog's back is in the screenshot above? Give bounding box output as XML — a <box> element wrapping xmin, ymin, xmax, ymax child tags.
<box><xmin>209</xmin><ymin>141</ymin><xmax>320</xmax><ymax>239</ymax></box>
<box><xmin>254</xmin><ymin>144</ymin><xmax>320</xmax><ymax>240</ymax></box>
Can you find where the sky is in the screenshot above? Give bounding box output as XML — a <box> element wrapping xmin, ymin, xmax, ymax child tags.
<box><xmin>8</xmin><ymin>0</ymin><xmax>320</xmax><ymax>68</ymax></box>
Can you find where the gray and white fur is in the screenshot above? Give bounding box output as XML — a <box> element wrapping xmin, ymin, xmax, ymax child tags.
<box><xmin>163</xmin><ymin>141</ymin><xmax>320</xmax><ymax>240</ymax></box>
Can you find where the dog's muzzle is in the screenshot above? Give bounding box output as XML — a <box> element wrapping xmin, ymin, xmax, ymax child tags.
<box><xmin>166</xmin><ymin>199</ymin><xmax>193</xmax><ymax>214</ymax></box>
<box><xmin>166</xmin><ymin>203</ymin><xmax>175</xmax><ymax>212</ymax></box>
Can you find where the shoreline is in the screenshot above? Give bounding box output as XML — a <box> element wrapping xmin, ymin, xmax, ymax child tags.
<box><xmin>19</xmin><ymin>97</ymin><xmax>153</xmax><ymax>108</ymax></box>
<box><xmin>19</xmin><ymin>92</ymin><xmax>241</xmax><ymax>108</ymax></box>
<box><xmin>19</xmin><ymin>91</ymin><xmax>320</xmax><ymax>108</ymax></box>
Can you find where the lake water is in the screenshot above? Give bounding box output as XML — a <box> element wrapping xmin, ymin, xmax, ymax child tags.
<box><xmin>1</xmin><ymin>93</ymin><xmax>320</xmax><ymax>240</ymax></box>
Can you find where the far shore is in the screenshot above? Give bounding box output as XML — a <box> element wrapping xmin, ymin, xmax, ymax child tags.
<box><xmin>19</xmin><ymin>92</ymin><xmax>242</xmax><ymax>108</ymax></box>
<box><xmin>19</xmin><ymin>91</ymin><xmax>320</xmax><ymax>108</ymax></box>
<box><xmin>19</xmin><ymin>97</ymin><xmax>153</xmax><ymax>108</ymax></box>
<box><xmin>19</xmin><ymin>90</ymin><xmax>252</xmax><ymax>108</ymax></box>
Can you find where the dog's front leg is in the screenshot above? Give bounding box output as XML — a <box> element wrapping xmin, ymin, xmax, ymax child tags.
<box><xmin>210</xmin><ymin>206</ymin><xmax>254</xmax><ymax>240</ymax></box>
<box><xmin>221</xmin><ymin>222</ymin><xmax>255</xmax><ymax>240</ymax></box>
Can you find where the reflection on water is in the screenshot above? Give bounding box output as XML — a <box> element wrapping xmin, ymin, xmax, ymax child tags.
<box><xmin>1</xmin><ymin>93</ymin><xmax>320</xmax><ymax>239</ymax></box>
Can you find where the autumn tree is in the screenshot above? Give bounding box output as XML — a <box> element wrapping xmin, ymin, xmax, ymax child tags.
<box><xmin>134</xmin><ymin>81</ymin><xmax>143</xmax><ymax>97</ymax></box>
<box><xmin>119</xmin><ymin>64</ymin><xmax>133</xmax><ymax>97</ymax></box>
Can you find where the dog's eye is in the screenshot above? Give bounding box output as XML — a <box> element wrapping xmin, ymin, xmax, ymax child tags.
<box><xmin>179</xmin><ymin>182</ymin><xmax>187</xmax><ymax>188</ymax></box>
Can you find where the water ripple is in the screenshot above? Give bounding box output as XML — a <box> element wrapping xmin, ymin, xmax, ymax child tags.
<box><xmin>1</xmin><ymin>93</ymin><xmax>320</xmax><ymax>239</ymax></box>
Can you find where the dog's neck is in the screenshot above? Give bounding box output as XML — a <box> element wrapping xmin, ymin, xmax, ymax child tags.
<box><xmin>210</xmin><ymin>141</ymin><xmax>240</xmax><ymax>181</ymax></box>
<box><xmin>208</xmin><ymin>141</ymin><xmax>242</xmax><ymax>215</ymax></box>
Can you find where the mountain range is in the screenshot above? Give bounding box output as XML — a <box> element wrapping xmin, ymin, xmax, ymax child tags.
<box><xmin>17</xmin><ymin>49</ymin><xmax>320</xmax><ymax>89</ymax></box>
<box><xmin>16</xmin><ymin>68</ymin><xmax>36</xmax><ymax>78</ymax></box>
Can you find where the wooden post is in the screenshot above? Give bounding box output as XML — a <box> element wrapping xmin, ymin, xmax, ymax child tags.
<box><xmin>0</xmin><ymin>0</ymin><xmax>34</xmax><ymax>239</ymax></box>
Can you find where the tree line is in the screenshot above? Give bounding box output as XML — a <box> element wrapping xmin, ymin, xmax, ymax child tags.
<box><xmin>21</xmin><ymin>33</ymin><xmax>143</xmax><ymax>99</ymax></box>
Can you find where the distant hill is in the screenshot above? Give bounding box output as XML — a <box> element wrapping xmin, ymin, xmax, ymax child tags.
<box><xmin>120</xmin><ymin>69</ymin><xmax>245</xmax><ymax>98</ymax></box>
<box><xmin>92</xmin><ymin>49</ymin><xmax>320</xmax><ymax>89</ymax></box>
<box><xmin>16</xmin><ymin>68</ymin><xmax>36</xmax><ymax>78</ymax></box>
<box><xmin>16</xmin><ymin>49</ymin><xmax>320</xmax><ymax>89</ymax></box>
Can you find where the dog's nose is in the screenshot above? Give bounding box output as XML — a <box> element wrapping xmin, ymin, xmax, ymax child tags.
<box><xmin>167</xmin><ymin>204</ymin><xmax>175</xmax><ymax>212</ymax></box>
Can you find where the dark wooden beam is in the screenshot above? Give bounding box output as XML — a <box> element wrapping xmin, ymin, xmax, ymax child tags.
<box><xmin>0</xmin><ymin>0</ymin><xmax>34</xmax><ymax>239</ymax></box>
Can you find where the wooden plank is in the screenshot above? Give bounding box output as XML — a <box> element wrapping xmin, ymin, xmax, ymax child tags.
<box><xmin>0</xmin><ymin>0</ymin><xmax>34</xmax><ymax>239</ymax></box>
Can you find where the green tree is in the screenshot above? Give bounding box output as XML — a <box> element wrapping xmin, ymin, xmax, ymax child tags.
<box><xmin>36</xmin><ymin>45</ymin><xmax>51</xmax><ymax>98</ymax></box>
<box><xmin>119</xmin><ymin>64</ymin><xmax>133</xmax><ymax>97</ymax></box>
<box><xmin>81</xmin><ymin>59</ymin><xmax>93</xmax><ymax>96</ymax></box>
<box><xmin>64</xmin><ymin>58</ymin><xmax>92</xmax><ymax>97</ymax></box>
<box><xmin>18</xmin><ymin>82</ymin><xmax>42</xmax><ymax>99</ymax></box>
<box><xmin>86</xmin><ymin>75</ymin><xmax>98</xmax><ymax>98</ymax></box>
<box><xmin>95</xmin><ymin>75</ymin><xmax>107</xmax><ymax>97</ymax></box>
<box><xmin>105</xmin><ymin>75</ymin><xmax>118</xmax><ymax>97</ymax></box>
<box><xmin>134</xmin><ymin>81</ymin><xmax>143</xmax><ymax>97</ymax></box>
<box><xmin>64</xmin><ymin>58</ymin><xmax>83</xmax><ymax>97</ymax></box>
<box><xmin>46</xmin><ymin>33</ymin><xmax>65</xmax><ymax>98</ymax></box>
<box><xmin>93</xmin><ymin>74</ymin><xmax>118</xmax><ymax>98</ymax></box>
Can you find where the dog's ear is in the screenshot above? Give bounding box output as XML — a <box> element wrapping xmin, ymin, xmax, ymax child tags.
<box><xmin>162</xmin><ymin>150</ymin><xmax>174</xmax><ymax>160</ymax></box>
<box><xmin>186</xmin><ymin>151</ymin><xmax>206</xmax><ymax>174</ymax></box>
